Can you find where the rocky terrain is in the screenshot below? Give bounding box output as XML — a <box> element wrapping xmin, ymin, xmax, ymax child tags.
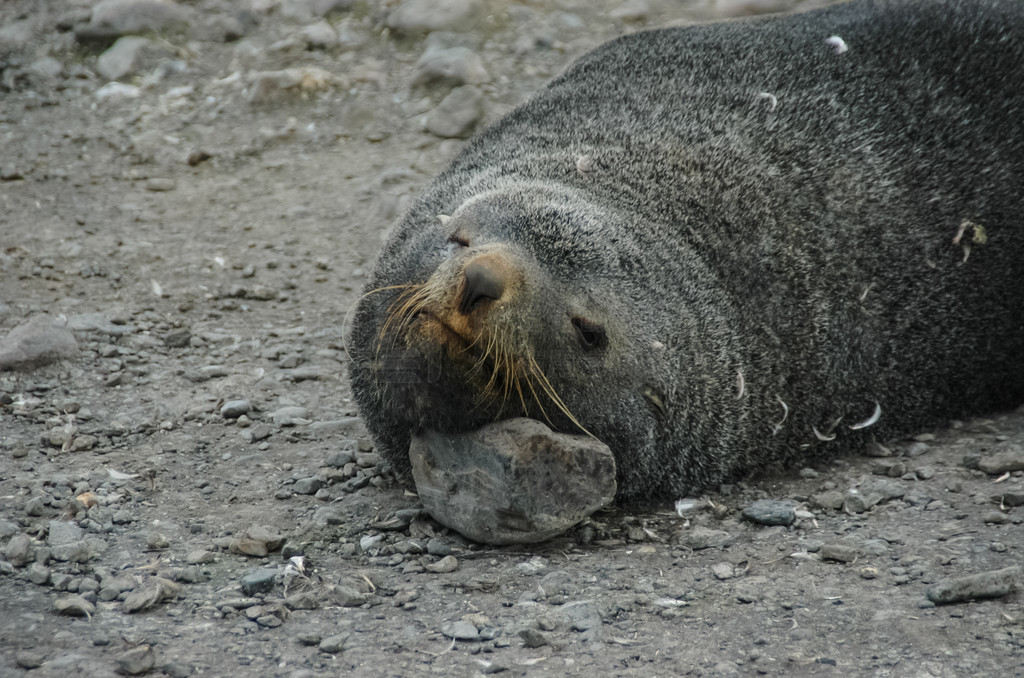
<box><xmin>1</xmin><ymin>1</ymin><xmax>1022</xmax><ymax>676</ymax></box>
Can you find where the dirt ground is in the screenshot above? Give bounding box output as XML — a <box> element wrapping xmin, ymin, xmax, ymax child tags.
<box><xmin>1</xmin><ymin>1</ymin><xmax>1022</xmax><ymax>676</ymax></box>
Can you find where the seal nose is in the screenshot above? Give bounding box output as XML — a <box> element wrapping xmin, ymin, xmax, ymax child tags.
<box><xmin>459</xmin><ymin>256</ymin><xmax>507</xmax><ymax>315</ymax></box>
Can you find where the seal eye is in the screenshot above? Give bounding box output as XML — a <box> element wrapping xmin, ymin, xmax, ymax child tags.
<box><xmin>571</xmin><ymin>316</ymin><xmax>606</xmax><ymax>350</ymax></box>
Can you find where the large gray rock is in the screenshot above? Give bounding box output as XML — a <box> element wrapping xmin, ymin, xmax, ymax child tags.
<box><xmin>409</xmin><ymin>418</ymin><xmax>616</xmax><ymax>544</ymax></box>
<box><xmin>0</xmin><ymin>315</ymin><xmax>79</xmax><ymax>371</ymax></box>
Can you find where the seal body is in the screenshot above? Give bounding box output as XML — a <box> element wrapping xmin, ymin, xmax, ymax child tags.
<box><xmin>350</xmin><ymin>0</ymin><xmax>1024</xmax><ymax>500</ymax></box>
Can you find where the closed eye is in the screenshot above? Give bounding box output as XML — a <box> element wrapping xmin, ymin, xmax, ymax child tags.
<box><xmin>571</xmin><ymin>316</ymin><xmax>606</xmax><ymax>350</ymax></box>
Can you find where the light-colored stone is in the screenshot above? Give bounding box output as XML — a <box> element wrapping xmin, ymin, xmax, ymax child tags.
<box><xmin>410</xmin><ymin>418</ymin><xmax>616</xmax><ymax>544</ymax></box>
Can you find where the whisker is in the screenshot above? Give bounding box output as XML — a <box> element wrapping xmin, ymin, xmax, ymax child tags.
<box><xmin>342</xmin><ymin>283</ymin><xmax>420</xmax><ymax>360</ymax></box>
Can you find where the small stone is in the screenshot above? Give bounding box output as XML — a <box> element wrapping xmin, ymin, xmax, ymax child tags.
<box><xmin>221</xmin><ymin>399</ymin><xmax>251</xmax><ymax>418</ymax></box>
<box><xmin>983</xmin><ymin>510</ymin><xmax>1010</xmax><ymax>524</ymax></box>
<box><xmin>115</xmin><ymin>645</ymin><xmax>155</xmax><ymax>676</ymax></box>
<box><xmin>711</xmin><ymin>562</ymin><xmax>734</xmax><ymax>580</ymax></box>
<box><xmin>519</xmin><ymin>628</ymin><xmax>548</xmax><ymax>648</ymax></box>
<box><xmin>240</xmin><ymin>568</ymin><xmax>278</xmax><ymax>595</ymax></box>
<box><xmin>425</xmin><ymin>555</ymin><xmax>459</xmax><ymax>573</ymax></box>
<box><xmin>256</xmin><ymin>614</ymin><xmax>283</xmax><ymax>628</ymax></box>
<box><xmin>0</xmin><ymin>315</ymin><xmax>79</xmax><ymax>371</ymax></box>
<box><xmin>300</xmin><ymin>20</ymin><xmax>337</xmax><ymax>49</ymax></box>
<box><xmin>977</xmin><ymin>443</ymin><xmax>1024</xmax><ymax>475</ymax></box>
<box><xmin>122</xmin><ymin>577</ymin><xmax>180</xmax><ymax>613</ymax></box>
<box><xmin>820</xmin><ymin>543</ymin><xmax>859</xmax><ymax>563</ymax></box>
<box><xmin>386</xmin><ymin>0</ymin><xmax>482</xmax><ymax>35</ymax></box>
<box><xmin>682</xmin><ymin>526</ymin><xmax>734</xmax><ymax>550</ymax></box>
<box><xmin>163</xmin><ymin>329</ymin><xmax>191</xmax><ymax>347</ymax></box>
<box><xmin>245</xmin><ymin>525</ymin><xmax>286</xmax><ymax>551</ymax></box>
<box><xmin>441</xmin><ymin>619</ymin><xmax>479</xmax><ymax>640</ymax></box>
<box><xmin>28</xmin><ymin>562</ymin><xmax>51</xmax><ymax>585</ymax></box>
<box><xmin>54</xmin><ymin>595</ymin><xmax>95</xmax><ymax>616</ymax></box>
<box><xmin>25</xmin><ymin>496</ymin><xmax>46</xmax><ymax>516</ymax></box>
<box><xmin>271</xmin><ymin>405</ymin><xmax>310</xmax><ymax>426</ymax></box>
<box><xmin>284</xmin><ymin>592</ymin><xmax>319</xmax><ymax>610</ymax></box>
<box><xmin>926</xmin><ymin>566</ymin><xmax>1021</xmax><ymax>605</ymax></box>
<box><xmin>741</xmin><ymin>499</ymin><xmax>796</xmax><ymax>526</ymax></box>
<box><xmin>325</xmin><ymin>450</ymin><xmax>356</xmax><ymax>467</ymax></box>
<box><xmin>425</xmin><ymin>85</ymin><xmax>484</xmax><ymax>139</ymax></box>
<box><xmin>5</xmin><ymin>533</ymin><xmax>34</xmax><ymax>567</ymax></box>
<box><xmin>186</xmin><ymin>549</ymin><xmax>215</xmax><ymax>565</ymax></box>
<box><xmin>319</xmin><ymin>634</ymin><xmax>348</xmax><ymax>653</ymax></box>
<box><xmin>412</xmin><ymin>46</ymin><xmax>488</xmax><ymax>89</ymax></box>
<box><xmin>48</xmin><ymin>520</ymin><xmax>85</xmax><ymax>547</ymax></box>
<box><xmin>77</xmin><ymin>0</ymin><xmax>191</xmax><ymax>42</ymax></box>
<box><xmin>293</xmin><ymin>477</ymin><xmax>322</xmax><ymax>495</ymax></box>
<box><xmin>811</xmin><ymin>490</ymin><xmax>845</xmax><ymax>510</ymax></box>
<box><xmin>15</xmin><ymin>651</ymin><xmax>45</xmax><ymax>669</ymax></box>
<box><xmin>610</xmin><ymin>0</ymin><xmax>650</xmax><ymax>21</ymax></box>
<box><xmin>97</xmin><ymin>36</ymin><xmax>172</xmax><ymax>81</ymax></box>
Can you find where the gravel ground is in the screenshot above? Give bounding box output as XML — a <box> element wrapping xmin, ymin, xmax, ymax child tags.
<box><xmin>1</xmin><ymin>1</ymin><xmax>1022</xmax><ymax>676</ymax></box>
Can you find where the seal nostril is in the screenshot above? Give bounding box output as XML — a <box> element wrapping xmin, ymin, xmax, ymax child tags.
<box><xmin>459</xmin><ymin>260</ymin><xmax>506</xmax><ymax>314</ymax></box>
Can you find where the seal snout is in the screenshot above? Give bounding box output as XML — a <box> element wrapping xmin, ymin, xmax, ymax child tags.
<box><xmin>458</xmin><ymin>253</ymin><xmax>510</xmax><ymax>315</ymax></box>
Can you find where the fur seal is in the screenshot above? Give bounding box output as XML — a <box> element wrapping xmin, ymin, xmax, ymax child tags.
<box><xmin>350</xmin><ymin>0</ymin><xmax>1024</xmax><ymax>501</ymax></box>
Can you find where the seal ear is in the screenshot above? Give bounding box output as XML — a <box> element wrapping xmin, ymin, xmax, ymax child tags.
<box><xmin>571</xmin><ymin>316</ymin><xmax>607</xmax><ymax>350</ymax></box>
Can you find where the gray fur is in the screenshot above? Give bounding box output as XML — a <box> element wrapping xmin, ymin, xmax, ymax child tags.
<box><xmin>350</xmin><ymin>0</ymin><xmax>1024</xmax><ymax>501</ymax></box>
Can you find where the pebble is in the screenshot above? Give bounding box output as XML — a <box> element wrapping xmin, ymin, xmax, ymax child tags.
<box><xmin>412</xmin><ymin>46</ymin><xmax>488</xmax><ymax>89</ymax></box>
<box><xmin>145</xmin><ymin>177</ymin><xmax>177</xmax><ymax>192</ymax></box>
<box><xmin>977</xmin><ymin>442</ymin><xmax>1024</xmax><ymax>474</ymax></box>
<box><xmin>186</xmin><ymin>549</ymin><xmax>216</xmax><ymax>565</ymax></box>
<box><xmin>425</xmin><ymin>85</ymin><xmax>484</xmax><ymax>139</ymax></box>
<box><xmin>386</xmin><ymin>0</ymin><xmax>482</xmax><ymax>35</ymax></box>
<box><xmin>425</xmin><ymin>555</ymin><xmax>459</xmax><ymax>573</ymax></box>
<box><xmin>28</xmin><ymin>563</ymin><xmax>51</xmax><ymax>585</ymax></box>
<box><xmin>96</xmin><ymin>36</ymin><xmax>165</xmax><ymax>81</ymax></box>
<box><xmin>519</xmin><ymin>628</ymin><xmax>548</xmax><ymax>648</ymax></box>
<box><xmin>610</xmin><ymin>0</ymin><xmax>650</xmax><ymax>21</ymax></box>
<box><xmin>246</xmin><ymin>67</ymin><xmax>339</xmax><ymax>103</ymax></box>
<box><xmin>441</xmin><ymin>619</ymin><xmax>479</xmax><ymax>640</ymax></box>
<box><xmin>982</xmin><ymin>510</ymin><xmax>1010</xmax><ymax>524</ymax></box>
<box><xmin>280</xmin><ymin>0</ymin><xmax>354</xmax><ymax>21</ymax></box>
<box><xmin>53</xmin><ymin>594</ymin><xmax>96</xmax><ymax>616</ymax></box>
<box><xmin>15</xmin><ymin>651</ymin><xmax>45</xmax><ymax>669</ymax></box>
<box><xmin>5</xmin><ymin>533</ymin><xmax>34</xmax><ymax>567</ymax></box>
<box><xmin>319</xmin><ymin>634</ymin><xmax>348</xmax><ymax>653</ymax></box>
<box><xmin>682</xmin><ymin>526</ymin><xmax>735</xmax><ymax>550</ymax></box>
<box><xmin>711</xmin><ymin>562</ymin><xmax>735</xmax><ymax>580</ymax></box>
<box><xmin>292</xmin><ymin>477</ymin><xmax>322</xmax><ymax>495</ymax></box>
<box><xmin>240</xmin><ymin>567</ymin><xmax>279</xmax><ymax>595</ymax></box>
<box><xmin>221</xmin><ymin>399</ymin><xmax>252</xmax><ymax>418</ymax></box>
<box><xmin>410</xmin><ymin>418</ymin><xmax>616</xmax><ymax>544</ymax></box>
<box><xmin>926</xmin><ymin>565</ymin><xmax>1021</xmax><ymax>605</ymax></box>
<box><xmin>271</xmin><ymin>405</ymin><xmax>310</xmax><ymax>426</ymax></box>
<box><xmin>300</xmin><ymin>20</ymin><xmax>337</xmax><ymax>49</ymax></box>
<box><xmin>741</xmin><ymin>499</ymin><xmax>796</xmax><ymax>526</ymax></box>
<box><xmin>115</xmin><ymin>645</ymin><xmax>156</xmax><ymax>676</ymax></box>
<box><xmin>325</xmin><ymin>450</ymin><xmax>356</xmax><ymax>467</ymax></box>
<box><xmin>48</xmin><ymin>520</ymin><xmax>85</xmax><ymax>546</ymax></box>
<box><xmin>0</xmin><ymin>315</ymin><xmax>79</xmax><ymax>371</ymax></box>
<box><xmin>820</xmin><ymin>543</ymin><xmax>859</xmax><ymax>563</ymax></box>
<box><xmin>77</xmin><ymin>0</ymin><xmax>191</xmax><ymax>42</ymax></box>
<box><xmin>122</xmin><ymin>577</ymin><xmax>180</xmax><ymax>613</ymax></box>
